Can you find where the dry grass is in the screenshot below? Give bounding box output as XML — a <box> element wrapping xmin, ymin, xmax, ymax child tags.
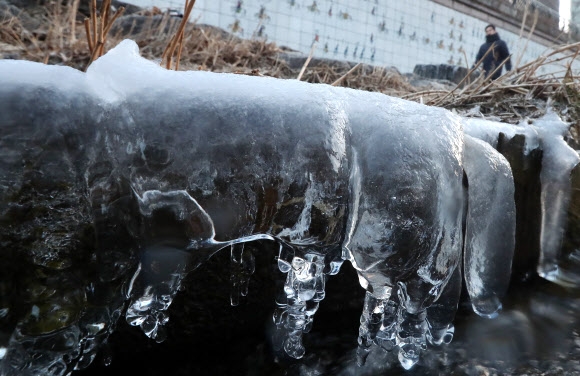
<box><xmin>1</xmin><ymin>0</ymin><xmax>579</xmax><ymax>130</ymax></box>
<box><xmin>0</xmin><ymin>1</ymin><xmax>419</xmax><ymax>90</ymax></box>
<box><xmin>405</xmin><ymin>42</ymin><xmax>580</xmax><ymax>109</ymax></box>
<box><xmin>299</xmin><ymin>63</ymin><xmax>417</xmax><ymax>96</ymax></box>
<box><xmin>1</xmin><ymin>0</ymin><xmax>96</xmax><ymax>66</ymax></box>
<box><xmin>399</xmin><ymin>41</ymin><xmax>580</xmax><ymax>139</ymax></box>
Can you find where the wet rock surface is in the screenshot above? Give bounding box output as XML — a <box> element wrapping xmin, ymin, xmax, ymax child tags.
<box><xmin>413</xmin><ymin>64</ymin><xmax>477</xmax><ymax>86</ymax></box>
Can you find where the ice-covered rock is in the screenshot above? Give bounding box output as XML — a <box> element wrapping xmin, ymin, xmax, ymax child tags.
<box><xmin>0</xmin><ymin>39</ymin><xmax>576</xmax><ymax>375</ymax></box>
<box><xmin>464</xmin><ymin>113</ymin><xmax>580</xmax><ymax>287</ymax></box>
<box><xmin>463</xmin><ymin>135</ymin><xmax>515</xmax><ymax>318</ymax></box>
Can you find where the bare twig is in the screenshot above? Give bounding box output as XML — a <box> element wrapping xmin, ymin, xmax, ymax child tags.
<box><xmin>91</xmin><ymin>0</ymin><xmax>97</xmax><ymax>48</ymax></box>
<box><xmin>331</xmin><ymin>63</ymin><xmax>361</xmax><ymax>86</ymax></box>
<box><xmin>84</xmin><ymin>0</ymin><xmax>125</xmax><ymax>71</ymax></box>
<box><xmin>515</xmin><ymin>9</ymin><xmax>539</xmax><ymax>68</ymax></box>
<box><xmin>161</xmin><ymin>0</ymin><xmax>197</xmax><ymax>69</ymax></box>
<box><xmin>514</xmin><ymin>1</ymin><xmax>529</xmax><ymax>68</ymax></box>
<box><xmin>68</xmin><ymin>0</ymin><xmax>80</xmax><ymax>43</ymax></box>
<box><xmin>174</xmin><ymin>29</ymin><xmax>185</xmax><ymax>70</ymax></box>
<box><xmin>297</xmin><ymin>40</ymin><xmax>317</xmax><ymax>81</ymax></box>
<box><xmin>431</xmin><ymin>47</ymin><xmax>494</xmax><ymax>106</ymax></box>
<box><xmin>84</xmin><ymin>18</ymin><xmax>93</xmax><ymax>53</ymax></box>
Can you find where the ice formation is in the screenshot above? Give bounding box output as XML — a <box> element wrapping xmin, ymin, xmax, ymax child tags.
<box><xmin>124</xmin><ymin>190</ymin><xmax>273</xmax><ymax>342</ymax></box>
<box><xmin>464</xmin><ymin>115</ymin><xmax>580</xmax><ymax>286</ymax></box>
<box><xmin>0</xmin><ymin>40</ymin><xmax>577</xmax><ymax>375</ymax></box>
<box><xmin>463</xmin><ymin>135</ymin><xmax>515</xmax><ymax>318</ymax></box>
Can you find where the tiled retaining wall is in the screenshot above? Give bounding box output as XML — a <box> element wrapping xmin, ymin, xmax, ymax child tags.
<box><xmin>126</xmin><ymin>0</ymin><xmax>573</xmax><ymax>75</ymax></box>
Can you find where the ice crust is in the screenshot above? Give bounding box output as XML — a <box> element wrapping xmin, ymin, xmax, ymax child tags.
<box><xmin>464</xmin><ymin>113</ymin><xmax>580</xmax><ymax>286</ymax></box>
<box><xmin>0</xmin><ymin>39</ymin><xmax>575</xmax><ymax>374</ymax></box>
<box><xmin>533</xmin><ymin>113</ymin><xmax>580</xmax><ymax>282</ymax></box>
<box><xmin>463</xmin><ymin>117</ymin><xmax>540</xmax><ymax>153</ymax></box>
<box><xmin>463</xmin><ymin>135</ymin><xmax>515</xmax><ymax>318</ymax></box>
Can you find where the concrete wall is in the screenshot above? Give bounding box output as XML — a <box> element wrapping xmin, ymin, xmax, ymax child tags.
<box><xmin>126</xmin><ymin>0</ymin><xmax>572</xmax><ymax>75</ymax></box>
<box><xmin>432</xmin><ymin>0</ymin><xmax>566</xmax><ymax>43</ymax></box>
<box><xmin>573</xmin><ymin>0</ymin><xmax>580</xmax><ymax>24</ymax></box>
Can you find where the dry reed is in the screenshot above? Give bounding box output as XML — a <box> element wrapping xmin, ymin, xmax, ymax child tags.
<box><xmin>84</xmin><ymin>0</ymin><xmax>125</xmax><ymax>70</ymax></box>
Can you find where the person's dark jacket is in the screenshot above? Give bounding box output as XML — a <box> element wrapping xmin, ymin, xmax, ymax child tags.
<box><xmin>475</xmin><ymin>33</ymin><xmax>512</xmax><ymax>80</ymax></box>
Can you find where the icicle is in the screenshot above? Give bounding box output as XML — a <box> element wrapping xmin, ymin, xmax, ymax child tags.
<box><xmin>356</xmin><ymin>291</ymin><xmax>389</xmax><ymax>366</ymax></box>
<box><xmin>426</xmin><ymin>265</ymin><xmax>461</xmax><ymax>345</ymax></box>
<box><xmin>273</xmin><ymin>249</ymin><xmax>326</xmax><ymax>359</ymax></box>
<box><xmin>395</xmin><ymin>307</ymin><xmax>427</xmax><ymax>370</ymax></box>
<box><xmin>124</xmin><ymin>189</ymin><xmax>218</xmax><ymax>342</ymax></box>
<box><xmin>463</xmin><ymin>135</ymin><xmax>516</xmax><ymax>318</ymax></box>
<box><xmin>230</xmin><ymin>243</ymin><xmax>256</xmax><ymax>306</ymax></box>
<box><xmin>277</xmin><ymin>244</ymin><xmax>295</xmax><ymax>273</ymax></box>
<box><xmin>124</xmin><ymin>246</ymin><xmax>188</xmax><ymax>342</ymax></box>
<box><xmin>125</xmin><ymin>189</ymin><xmax>274</xmax><ymax>341</ymax></box>
<box><xmin>532</xmin><ymin>112</ymin><xmax>580</xmax><ymax>284</ymax></box>
<box><xmin>375</xmin><ymin>299</ymin><xmax>398</xmax><ymax>352</ymax></box>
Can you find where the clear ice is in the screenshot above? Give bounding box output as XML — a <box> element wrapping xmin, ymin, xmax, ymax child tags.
<box><xmin>273</xmin><ymin>247</ymin><xmax>327</xmax><ymax>359</ymax></box>
<box><xmin>463</xmin><ymin>135</ymin><xmax>516</xmax><ymax>318</ymax></box>
<box><xmin>124</xmin><ymin>189</ymin><xmax>273</xmax><ymax>341</ymax></box>
<box><xmin>533</xmin><ymin>113</ymin><xmax>580</xmax><ymax>283</ymax></box>
<box><xmin>0</xmin><ymin>39</ymin><xmax>578</xmax><ymax>374</ymax></box>
<box><xmin>344</xmin><ymin>99</ymin><xmax>465</xmax><ymax>369</ymax></box>
<box><xmin>230</xmin><ymin>243</ymin><xmax>255</xmax><ymax>306</ymax></box>
<box><xmin>464</xmin><ymin>113</ymin><xmax>580</xmax><ymax>287</ymax></box>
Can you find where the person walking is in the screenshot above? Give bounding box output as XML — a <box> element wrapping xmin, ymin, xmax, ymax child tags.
<box><xmin>475</xmin><ymin>24</ymin><xmax>512</xmax><ymax>80</ymax></box>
